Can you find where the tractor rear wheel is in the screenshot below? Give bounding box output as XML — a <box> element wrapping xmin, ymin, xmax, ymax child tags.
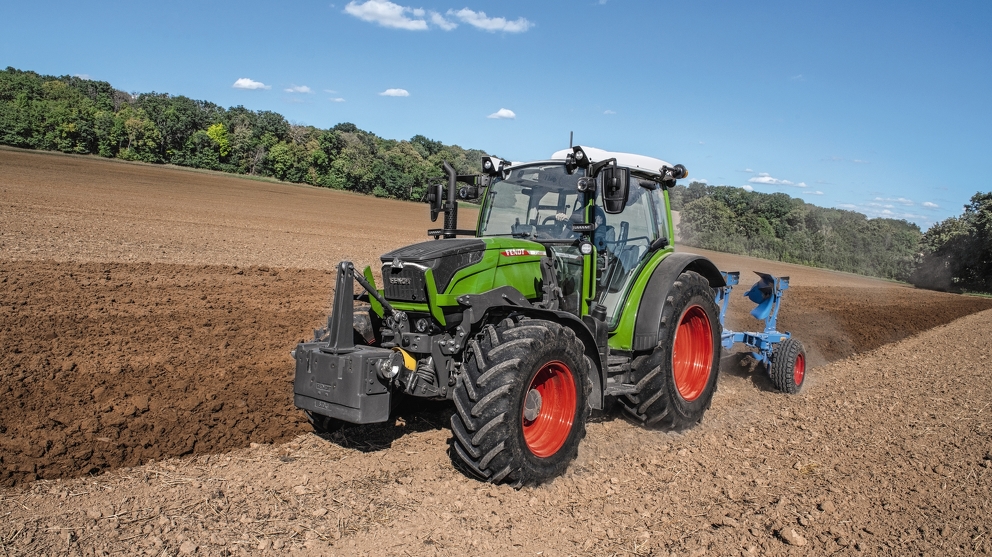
<box><xmin>621</xmin><ymin>270</ymin><xmax>721</xmax><ymax>430</ymax></box>
<box><xmin>450</xmin><ymin>317</ymin><xmax>591</xmax><ymax>486</ymax></box>
<box><xmin>769</xmin><ymin>338</ymin><xmax>806</xmax><ymax>394</ymax></box>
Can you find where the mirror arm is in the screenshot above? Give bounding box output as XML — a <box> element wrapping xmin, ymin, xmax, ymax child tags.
<box><xmin>589</xmin><ymin>158</ymin><xmax>617</xmax><ymax>178</ymax></box>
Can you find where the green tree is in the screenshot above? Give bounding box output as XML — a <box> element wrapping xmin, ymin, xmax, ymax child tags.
<box><xmin>912</xmin><ymin>192</ymin><xmax>992</xmax><ymax>292</ymax></box>
<box><xmin>206</xmin><ymin>123</ymin><xmax>230</xmax><ymax>157</ymax></box>
<box><xmin>114</xmin><ymin>104</ymin><xmax>162</xmax><ymax>162</ymax></box>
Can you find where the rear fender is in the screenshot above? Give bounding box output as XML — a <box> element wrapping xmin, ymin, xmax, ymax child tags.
<box><xmin>631</xmin><ymin>253</ymin><xmax>725</xmax><ymax>352</ymax></box>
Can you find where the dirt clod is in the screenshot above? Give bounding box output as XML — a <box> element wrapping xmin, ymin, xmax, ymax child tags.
<box><xmin>780</xmin><ymin>528</ymin><xmax>807</xmax><ymax>546</ymax></box>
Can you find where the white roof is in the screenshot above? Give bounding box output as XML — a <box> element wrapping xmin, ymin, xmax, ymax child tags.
<box><xmin>549</xmin><ymin>146</ymin><xmax>672</xmax><ymax>176</ymax></box>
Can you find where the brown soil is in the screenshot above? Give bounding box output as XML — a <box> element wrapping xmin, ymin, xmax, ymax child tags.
<box><xmin>2</xmin><ymin>148</ymin><xmax>992</xmax><ymax>556</ymax></box>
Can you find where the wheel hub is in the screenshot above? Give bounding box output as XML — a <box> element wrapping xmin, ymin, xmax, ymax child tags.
<box><xmin>524</xmin><ymin>388</ymin><xmax>543</xmax><ymax>421</ymax></box>
<box><xmin>521</xmin><ymin>360</ymin><xmax>577</xmax><ymax>458</ymax></box>
<box><xmin>794</xmin><ymin>352</ymin><xmax>806</xmax><ymax>386</ymax></box>
<box><xmin>672</xmin><ymin>304</ymin><xmax>714</xmax><ymax>402</ymax></box>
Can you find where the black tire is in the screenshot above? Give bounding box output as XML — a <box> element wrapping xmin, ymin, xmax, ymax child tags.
<box><xmin>620</xmin><ymin>270</ymin><xmax>721</xmax><ymax>430</ymax></box>
<box><xmin>304</xmin><ymin>410</ymin><xmax>345</xmax><ymax>435</ymax></box>
<box><xmin>450</xmin><ymin>317</ymin><xmax>592</xmax><ymax>486</ymax></box>
<box><xmin>769</xmin><ymin>338</ymin><xmax>806</xmax><ymax>394</ymax></box>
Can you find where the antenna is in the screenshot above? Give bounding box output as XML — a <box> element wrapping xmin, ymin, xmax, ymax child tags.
<box><xmin>569</xmin><ymin>131</ymin><xmax>573</xmax><ymax>148</ymax></box>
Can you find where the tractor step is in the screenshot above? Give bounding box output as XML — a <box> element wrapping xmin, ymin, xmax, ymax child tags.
<box><xmin>606</xmin><ymin>354</ymin><xmax>632</xmax><ymax>374</ymax></box>
<box><xmin>604</xmin><ymin>378</ymin><xmax>638</xmax><ymax>396</ymax></box>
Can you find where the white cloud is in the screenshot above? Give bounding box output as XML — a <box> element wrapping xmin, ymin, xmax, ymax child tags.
<box><xmin>748</xmin><ymin>173</ymin><xmax>806</xmax><ymax>187</ymax></box>
<box><xmin>74</xmin><ymin>73</ymin><xmax>92</xmax><ymax>80</ymax></box>
<box><xmin>379</xmin><ymin>88</ymin><xmax>410</xmax><ymax>97</ymax></box>
<box><xmin>790</xmin><ymin>74</ymin><xmax>804</xmax><ymax>81</ymax></box>
<box><xmin>329</xmin><ymin>97</ymin><xmax>346</xmax><ymax>102</ymax></box>
<box><xmin>487</xmin><ymin>108</ymin><xmax>516</xmax><ymax>119</ymax></box>
<box><xmin>922</xmin><ymin>201</ymin><xmax>939</xmax><ymax>208</ymax></box>
<box><xmin>741</xmin><ymin>185</ymin><xmax>754</xmax><ymax>192</ymax></box>
<box><xmin>803</xmin><ymin>190</ymin><xmax>824</xmax><ymax>195</ymax></box>
<box><xmin>448</xmin><ymin>8</ymin><xmax>533</xmax><ymax>33</ymax></box>
<box><xmin>344</xmin><ymin>0</ymin><xmax>428</xmax><ymax>30</ymax></box>
<box><xmin>232</xmin><ymin>78</ymin><xmax>270</xmax><ymax>90</ymax></box>
<box><xmin>836</xmin><ymin>201</ymin><xmax>928</xmax><ymax>222</ymax></box>
<box><xmin>853</xmin><ymin>159</ymin><xmax>870</xmax><ymax>164</ymax></box>
<box><xmin>284</xmin><ymin>85</ymin><xmax>313</xmax><ymax>93</ymax></box>
<box><xmin>874</xmin><ymin>197</ymin><xmax>915</xmax><ymax>206</ymax></box>
<box><xmin>430</xmin><ymin>11</ymin><xmax>457</xmax><ymax>30</ymax></box>
<box><xmin>324</xmin><ymin>89</ymin><xmax>337</xmax><ymax>93</ymax></box>
<box><xmin>604</xmin><ymin>109</ymin><xmax>616</xmax><ymax>115</ymax></box>
<box><xmin>743</xmin><ymin>168</ymin><xmax>754</xmax><ymax>173</ymax></box>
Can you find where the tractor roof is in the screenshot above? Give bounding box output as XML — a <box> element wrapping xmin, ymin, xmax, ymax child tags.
<box><xmin>549</xmin><ymin>146</ymin><xmax>672</xmax><ymax>177</ymax></box>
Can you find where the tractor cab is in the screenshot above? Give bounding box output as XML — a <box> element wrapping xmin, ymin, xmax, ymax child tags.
<box><xmin>460</xmin><ymin>146</ymin><xmax>682</xmax><ymax>327</ymax></box>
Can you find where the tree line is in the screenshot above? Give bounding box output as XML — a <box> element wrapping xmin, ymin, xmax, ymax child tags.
<box><xmin>2</xmin><ymin>67</ymin><xmax>988</xmax><ymax>293</ymax></box>
<box><xmin>672</xmin><ymin>182</ymin><xmax>991</xmax><ymax>293</ymax></box>
<box><xmin>910</xmin><ymin>192</ymin><xmax>992</xmax><ymax>293</ymax></box>
<box><xmin>0</xmin><ymin>67</ymin><xmax>485</xmax><ymax>200</ymax></box>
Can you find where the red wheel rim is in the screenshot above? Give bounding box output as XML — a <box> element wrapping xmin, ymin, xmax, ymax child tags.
<box><xmin>522</xmin><ymin>360</ymin><xmax>577</xmax><ymax>458</ymax></box>
<box><xmin>672</xmin><ymin>305</ymin><xmax>714</xmax><ymax>402</ymax></box>
<box><xmin>793</xmin><ymin>352</ymin><xmax>806</xmax><ymax>386</ymax></box>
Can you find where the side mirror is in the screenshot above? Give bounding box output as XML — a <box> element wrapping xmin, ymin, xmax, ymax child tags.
<box><xmin>601</xmin><ymin>166</ymin><xmax>630</xmax><ymax>214</ymax></box>
<box><xmin>428</xmin><ymin>183</ymin><xmax>444</xmax><ymax>222</ymax></box>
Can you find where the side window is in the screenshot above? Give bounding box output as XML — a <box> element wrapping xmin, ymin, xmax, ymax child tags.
<box><xmin>648</xmin><ymin>185</ymin><xmax>669</xmax><ymax>241</ymax></box>
<box><xmin>599</xmin><ymin>179</ymin><xmax>661</xmax><ymax>325</ymax></box>
<box><xmin>602</xmin><ymin>179</ymin><xmax>659</xmax><ymax>259</ymax></box>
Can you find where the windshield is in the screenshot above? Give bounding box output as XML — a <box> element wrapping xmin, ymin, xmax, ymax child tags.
<box><xmin>479</xmin><ymin>163</ymin><xmax>584</xmax><ymax>240</ymax></box>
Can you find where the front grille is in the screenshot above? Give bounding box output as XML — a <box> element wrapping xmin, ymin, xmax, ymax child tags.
<box><xmin>382</xmin><ymin>264</ymin><xmax>427</xmax><ymax>302</ymax></box>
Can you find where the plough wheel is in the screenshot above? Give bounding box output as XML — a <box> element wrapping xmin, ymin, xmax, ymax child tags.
<box><xmin>769</xmin><ymin>337</ymin><xmax>806</xmax><ymax>394</ymax></box>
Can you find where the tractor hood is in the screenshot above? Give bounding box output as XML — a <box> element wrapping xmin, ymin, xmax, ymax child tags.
<box><xmin>381</xmin><ymin>239</ymin><xmax>487</xmax><ymax>301</ymax></box>
<box><xmin>381</xmin><ymin>238</ymin><xmax>485</xmax><ymax>263</ymax></box>
<box><xmin>380</xmin><ymin>238</ymin><xmax>547</xmax><ymax>302</ymax></box>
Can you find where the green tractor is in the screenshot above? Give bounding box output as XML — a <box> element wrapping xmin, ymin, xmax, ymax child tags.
<box><xmin>293</xmin><ymin>146</ymin><xmax>728</xmax><ymax>486</ymax></box>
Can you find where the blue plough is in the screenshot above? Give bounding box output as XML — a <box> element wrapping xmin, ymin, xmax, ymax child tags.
<box><xmin>714</xmin><ymin>271</ymin><xmax>807</xmax><ymax>393</ymax></box>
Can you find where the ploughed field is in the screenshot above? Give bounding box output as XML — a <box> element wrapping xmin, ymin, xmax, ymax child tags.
<box><xmin>2</xmin><ymin>147</ymin><xmax>991</xmax><ymax>556</ymax></box>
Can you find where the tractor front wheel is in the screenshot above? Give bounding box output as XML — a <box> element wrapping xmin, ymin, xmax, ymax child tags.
<box><xmin>769</xmin><ymin>338</ymin><xmax>806</xmax><ymax>394</ymax></box>
<box><xmin>621</xmin><ymin>270</ymin><xmax>721</xmax><ymax>430</ymax></box>
<box><xmin>450</xmin><ymin>317</ymin><xmax>591</xmax><ymax>486</ymax></box>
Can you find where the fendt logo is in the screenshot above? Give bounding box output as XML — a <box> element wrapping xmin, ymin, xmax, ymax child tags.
<box><xmin>389</xmin><ymin>277</ymin><xmax>412</xmax><ymax>285</ymax></box>
<box><xmin>501</xmin><ymin>249</ymin><xmax>544</xmax><ymax>257</ymax></box>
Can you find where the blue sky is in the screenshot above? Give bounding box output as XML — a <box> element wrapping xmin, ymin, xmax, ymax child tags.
<box><xmin>4</xmin><ymin>1</ymin><xmax>991</xmax><ymax>228</ymax></box>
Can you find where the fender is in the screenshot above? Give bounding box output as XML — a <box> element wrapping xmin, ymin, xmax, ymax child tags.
<box><xmin>631</xmin><ymin>252</ymin><xmax>725</xmax><ymax>351</ymax></box>
<box><xmin>460</xmin><ymin>286</ymin><xmax>606</xmax><ymax>410</ymax></box>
